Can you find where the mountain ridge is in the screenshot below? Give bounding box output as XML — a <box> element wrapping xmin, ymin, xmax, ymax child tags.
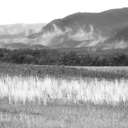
<box><xmin>0</xmin><ymin>8</ymin><xmax>128</xmax><ymax>50</ymax></box>
<box><xmin>27</xmin><ymin>7</ymin><xmax>128</xmax><ymax>49</ymax></box>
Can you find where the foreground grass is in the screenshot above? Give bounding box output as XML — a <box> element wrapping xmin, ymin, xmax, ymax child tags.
<box><xmin>0</xmin><ymin>63</ymin><xmax>128</xmax><ymax>105</ymax></box>
<box><xmin>0</xmin><ymin>63</ymin><xmax>128</xmax><ymax>127</ymax></box>
<box><xmin>0</xmin><ymin>75</ymin><xmax>128</xmax><ymax>105</ymax></box>
<box><xmin>0</xmin><ymin>103</ymin><xmax>128</xmax><ymax>128</ymax></box>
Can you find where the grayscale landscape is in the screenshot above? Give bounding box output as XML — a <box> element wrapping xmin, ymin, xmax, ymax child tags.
<box><xmin>0</xmin><ymin>6</ymin><xmax>128</xmax><ymax>128</ymax></box>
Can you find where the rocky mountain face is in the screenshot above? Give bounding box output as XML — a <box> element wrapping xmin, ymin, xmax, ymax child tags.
<box><xmin>28</xmin><ymin>7</ymin><xmax>128</xmax><ymax>50</ymax></box>
<box><xmin>0</xmin><ymin>8</ymin><xmax>128</xmax><ymax>50</ymax></box>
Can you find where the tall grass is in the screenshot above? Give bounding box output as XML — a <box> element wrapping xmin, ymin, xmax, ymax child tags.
<box><xmin>0</xmin><ymin>63</ymin><xmax>128</xmax><ymax>79</ymax></box>
<box><xmin>0</xmin><ymin>75</ymin><xmax>128</xmax><ymax>105</ymax></box>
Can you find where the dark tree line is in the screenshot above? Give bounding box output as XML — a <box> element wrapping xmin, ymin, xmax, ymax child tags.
<box><xmin>0</xmin><ymin>48</ymin><xmax>128</xmax><ymax>66</ymax></box>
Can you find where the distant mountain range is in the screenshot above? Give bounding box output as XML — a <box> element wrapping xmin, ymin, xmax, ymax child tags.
<box><xmin>0</xmin><ymin>24</ymin><xmax>45</xmax><ymax>49</ymax></box>
<box><xmin>1</xmin><ymin>8</ymin><xmax>128</xmax><ymax>50</ymax></box>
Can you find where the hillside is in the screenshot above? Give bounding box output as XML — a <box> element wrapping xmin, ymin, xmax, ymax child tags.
<box><xmin>0</xmin><ymin>8</ymin><xmax>127</xmax><ymax>50</ymax></box>
<box><xmin>28</xmin><ymin>7</ymin><xmax>128</xmax><ymax>49</ymax></box>
<box><xmin>0</xmin><ymin>24</ymin><xmax>45</xmax><ymax>49</ymax></box>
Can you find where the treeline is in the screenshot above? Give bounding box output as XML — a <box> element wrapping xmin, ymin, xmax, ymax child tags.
<box><xmin>0</xmin><ymin>48</ymin><xmax>128</xmax><ymax>66</ymax></box>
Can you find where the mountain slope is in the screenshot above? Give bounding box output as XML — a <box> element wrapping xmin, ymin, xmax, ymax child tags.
<box><xmin>0</xmin><ymin>8</ymin><xmax>128</xmax><ymax>50</ymax></box>
<box><xmin>0</xmin><ymin>24</ymin><xmax>45</xmax><ymax>49</ymax></box>
<box><xmin>28</xmin><ymin>7</ymin><xmax>128</xmax><ymax>49</ymax></box>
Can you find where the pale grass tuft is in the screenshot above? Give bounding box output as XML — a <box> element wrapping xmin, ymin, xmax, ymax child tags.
<box><xmin>0</xmin><ymin>75</ymin><xmax>127</xmax><ymax>105</ymax></box>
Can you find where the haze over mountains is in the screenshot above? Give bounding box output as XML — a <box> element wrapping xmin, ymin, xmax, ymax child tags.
<box><xmin>0</xmin><ymin>24</ymin><xmax>45</xmax><ymax>49</ymax></box>
<box><xmin>0</xmin><ymin>7</ymin><xmax>128</xmax><ymax>50</ymax></box>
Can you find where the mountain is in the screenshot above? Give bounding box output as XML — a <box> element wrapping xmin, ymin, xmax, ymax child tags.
<box><xmin>0</xmin><ymin>24</ymin><xmax>45</xmax><ymax>49</ymax></box>
<box><xmin>0</xmin><ymin>8</ymin><xmax>128</xmax><ymax>50</ymax></box>
<box><xmin>28</xmin><ymin>7</ymin><xmax>128</xmax><ymax>49</ymax></box>
<box><xmin>2</xmin><ymin>43</ymin><xmax>47</xmax><ymax>50</ymax></box>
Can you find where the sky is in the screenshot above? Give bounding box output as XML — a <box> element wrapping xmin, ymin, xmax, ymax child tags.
<box><xmin>0</xmin><ymin>0</ymin><xmax>127</xmax><ymax>24</ymax></box>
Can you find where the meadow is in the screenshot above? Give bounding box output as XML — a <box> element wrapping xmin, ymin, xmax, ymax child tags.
<box><xmin>1</xmin><ymin>75</ymin><xmax>128</xmax><ymax>106</ymax></box>
<box><xmin>0</xmin><ymin>63</ymin><xmax>128</xmax><ymax>106</ymax></box>
<box><xmin>0</xmin><ymin>63</ymin><xmax>128</xmax><ymax>127</ymax></box>
<box><xmin>0</xmin><ymin>63</ymin><xmax>128</xmax><ymax>79</ymax></box>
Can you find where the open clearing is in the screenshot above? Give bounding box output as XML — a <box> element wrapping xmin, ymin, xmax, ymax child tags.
<box><xmin>0</xmin><ymin>103</ymin><xmax>128</xmax><ymax>128</ymax></box>
<box><xmin>0</xmin><ymin>63</ymin><xmax>128</xmax><ymax>127</ymax></box>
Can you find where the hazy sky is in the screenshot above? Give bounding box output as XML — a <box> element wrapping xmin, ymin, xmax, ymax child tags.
<box><xmin>0</xmin><ymin>0</ymin><xmax>128</xmax><ymax>24</ymax></box>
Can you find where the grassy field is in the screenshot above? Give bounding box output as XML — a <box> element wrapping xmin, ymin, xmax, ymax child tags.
<box><xmin>0</xmin><ymin>103</ymin><xmax>128</xmax><ymax>128</ymax></box>
<box><xmin>0</xmin><ymin>75</ymin><xmax>128</xmax><ymax>105</ymax></box>
<box><xmin>0</xmin><ymin>63</ymin><xmax>128</xmax><ymax>79</ymax></box>
<box><xmin>0</xmin><ymin>63</ymin><xmax>128</xmax><ymax>127</ymax></box>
